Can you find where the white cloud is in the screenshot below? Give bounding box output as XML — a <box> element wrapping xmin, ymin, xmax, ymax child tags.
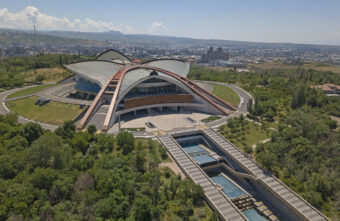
<box><xmin>147</xmin><ymin>21</ymin><xmax>166</xmax><ymax>33</ymax></box>
<box><xmin>0</xmin><ymin>6</ymin><xmax>133</xmax><ymax>32</ymax></box>
<box><xmin>330</xmin><ymin>32</ymin><xmax>340</xmax><ymax>39</ymax></box>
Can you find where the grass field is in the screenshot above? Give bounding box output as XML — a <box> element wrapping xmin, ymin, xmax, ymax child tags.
<box><xmin>6</xmin><ymin>96</ymin><xmax>86</xmax><ymax>125</ymax></box>
<box><xmin>6</xmin><ymin>84</ymin><xmax>59</xmax><ymax>99</ymax></box>
<box><xmin>219</xmin><ymin>119</ymin><xmax>269</xmax><ymax>149</ymax></box>
<box><xmin>241</xmin><ymin>123</ymin><xmax>269</xmax><ymax>146</ymax></box>
<box><xmin>212</xmin><ymin>84</ymin><xmax>240</xmax><ymax>106</ymax></box>
<box><xmin>21</xmin><ymin>67</ymin><xmax>73</xmax><ymax>83</ymax></box>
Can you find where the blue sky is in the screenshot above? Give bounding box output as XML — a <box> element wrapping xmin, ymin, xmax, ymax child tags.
<box><xmin>1</xmin><ymin>0</ymin><xmax>340</xmax><ymax>45</ymax></box>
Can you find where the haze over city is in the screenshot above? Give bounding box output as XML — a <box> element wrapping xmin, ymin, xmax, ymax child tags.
<box><xmin>1</xmin><ymin>0</ymin><xmax>340</xmax><ymax>45</ymax></box>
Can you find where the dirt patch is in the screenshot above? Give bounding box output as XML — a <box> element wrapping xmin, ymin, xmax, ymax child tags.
<box><xmin>159</xmin><ymin>162</ymin><xmax>185</xmax><ymax>179</ymax></box>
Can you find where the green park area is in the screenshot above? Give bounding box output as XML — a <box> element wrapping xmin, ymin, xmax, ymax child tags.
<box><xmin>218</xmin><ymin>116</ymin><xmax>269</xmax><ymax>153</ymax></box>
<box><xmin>211</xmin><ymin>84</ymin><xmax>240</xmax><ymax>106</ymax></box>
<box><xmin>6</xmin><ymin>83</ymin><xmax>60</xmax><ymax>99</ymax></box>
<box><xmin>6</xmin><ymin>96</ymin><xmax>85</xmax><ymax>125</ymax></box>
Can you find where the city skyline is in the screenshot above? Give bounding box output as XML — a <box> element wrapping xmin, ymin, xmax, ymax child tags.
<box><xmin>1</xmin><ymin>0</ymin><xmax>340</xmax><ymax>45</ymax></box>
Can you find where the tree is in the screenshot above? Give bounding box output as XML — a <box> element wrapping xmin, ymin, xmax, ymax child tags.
<box><xmin>95</xmin><ymin>134</ymin><xmax>115</xmax><ymax>152</ymax></box>
<box><xmin>87</xmin><ymin>124</ymin><xmax>97</xmax><ymax>135</ymax></box>
<box><xmin>94</xmin><ymin>190</ymin><xmax>129</xmax><ymax>219</ymax></box>
<box><xmin>191</xmin><ymin>183</ymin><xmax>204</xmax><ymax>205</ymax></box>
<box><xmin>29</xmin><ymin>167</ymin><xmax>58</xmax><ymax>191</ymax></box>
<box><xmin>70</xmin><ymin>133</ymin><xmax>90</xmax><ymax>154</ymax></box>
<box><xmin>116</xmin><ymin>131</ymin><xmax>134</xmax><ymax>155</ymax></box>
<box><xmin>22</xmin><ymin>122</ymin><xmax>43</xmax><ymax>144</ymax></box>
<box><xmin>58</xmin><ymin>55</ymin><xmax>63</xmax><ymax>66</ymax></box>
<box><xmin>244</xmin><ymin>145</ymin><xmax>253</xmax><ymax>155</ymax></box>
<box><xmin>291</xmin><ymin>85</ymin><xmax>306</xmax><ymax>109</ymax></box>
<box><xmin>29</xmin><ymin>133</ymin><xmax>66</xmax><ymax>169</ymax></box>
<box><xmin>35</xmin><ymin>74</ymin><xmax>45</xmax><ymax>84</ymax></box>
<box><xmin>74</xmin><ymin>173</ymin><xmax>94</xmax><ymax>191</ymax></box>
<box><xmin>55</xmin><ymin>120</ymin><xmax>76</xmax><ymax>139</ymax></box>
<box><xmin>256</xmin><ymin>151</ymin><xmax>277</xmax><ymax>171</ymax></box>
<box><xmin>135</xmin><ymin>152</ymin><xmax>145</xmax><ymax>173</ymax></box>
<box><xmin>132</xmin><ymin>194</ymin><xmax>152</xmax><ymax>221</ymax></box>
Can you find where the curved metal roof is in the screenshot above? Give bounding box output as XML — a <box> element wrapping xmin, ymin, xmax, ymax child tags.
<box><xmin>118</xmin><ymin>68</ymin><xmax>190</xmax><ymax>98</ymax></box>
<box><xmin>96</xmin><ymin>49</ymin><xmax>132</xmax><ymax>64</ymax></box>
<box><xmin>143</xmin><ymin>59</ymin><xmax>190</xmax><ymax>77</ymax></box>
<box><xmin>66</xmin><ymin>49</ymin><xmax>191</xmax><ymax>93</ymax></box>
<box><xmin>64</xmin><ymin>60</ymin><xmax>123</xmax><ymax>87</ymax></box>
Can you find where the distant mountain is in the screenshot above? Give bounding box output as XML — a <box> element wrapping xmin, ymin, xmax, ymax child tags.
<box><xmin>0</xmin><ymin>28</ymin><xmax>104</xmax><ymax>46</ymax></box>
<box><xmin>42</xmin><ymin>30</ymin><xmax>340</xmax><ymax>50</ymax></box>
<box><xmin>45</xmin><ymin>30</ymin><xmax>123</xmax><ymax>42</ymax></box>
<box><xmin>2</xmin><ymin>28</ymin><xmax>340</xmax><ymax>53</ymax></box>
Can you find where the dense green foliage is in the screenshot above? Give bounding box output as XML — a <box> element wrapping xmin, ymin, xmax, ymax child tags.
<box><xmin>0</xmin><ymin>54</ymin><xmax>91</xmax><ymax>90</ymax></box>
<box><xmin>189</xmin><ymin>65</ymin><xmax>340</xmax><ymax>118</ymax></box>
<box><xmin>255</xmin><ymin>107</ymin><xmax>340</xmax><ymax>217</ymax></box>
<box><xmin>0</xmin><ymin>115</ymin><xmax>216</xmax><ymax>220</ymax></box>
<box><xmin>189</xmin><ymin>65</ymin><xmax>340</xmax><ymax>219</ymax></box>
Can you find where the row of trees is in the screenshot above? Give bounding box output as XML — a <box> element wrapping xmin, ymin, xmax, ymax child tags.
<box><xmin>0</xmin><ymin>115</ymin><xmax>216</xmax><ymax>220</ymax></box>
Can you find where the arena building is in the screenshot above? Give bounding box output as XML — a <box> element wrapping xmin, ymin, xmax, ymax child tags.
<box><xmin>65</xmin><ymin>49</ymin><xmax>236</xmax><ymax>131</ymax></box>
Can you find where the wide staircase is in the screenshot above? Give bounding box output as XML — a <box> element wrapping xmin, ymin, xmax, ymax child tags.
<box><xmin>104</xmin><ymin>79</ymin><xmax>118</xmax><ymax>95</ymax></box>
<box><xmin>86</xmin><ymin>105</ymin><xmax>109</xmax><ymax>129</ymax></box>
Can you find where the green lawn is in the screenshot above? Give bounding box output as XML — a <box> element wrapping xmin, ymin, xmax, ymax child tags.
<box><xmin>219</xmin><ymin>118</ymin><xmax>270</xmax><ymax>151</ymax></box>
<box><xmin>6</xmin><ymin>84</ymin><xmax>60</xmax><ymax>99</ymax></box>
<box><xmin>241</xmin><ymin>123</ymin><xmax>269</xmax><ymax>146</ymax></box>
<box><xmin>212</xmin><ymin>84</ymin><xmax>240</xmax><ymax>106</ymax></box>
<box><xmin>6</xmin><ymin>96</ymin><xmax>86</xmax><ymax>125</ymax></box>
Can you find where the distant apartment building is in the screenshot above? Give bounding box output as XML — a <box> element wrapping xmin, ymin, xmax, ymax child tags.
<box><xmin>201</xmin><ymin>47</ymin><xmax>229</xmax><ymax>62</ymax></box>
<box><xmin>310</xmin><ymin>83</ymin><xmax>340</xmax><ymax>95</ymax></box>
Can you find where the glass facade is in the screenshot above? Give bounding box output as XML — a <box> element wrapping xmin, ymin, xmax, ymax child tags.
<box><xmin>123</xmin><ymin>80</ymin><xmax>187</xmax><ymax>99</ymax></box>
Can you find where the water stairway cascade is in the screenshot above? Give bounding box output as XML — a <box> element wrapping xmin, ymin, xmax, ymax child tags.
<box><xmin>231</xmin><ymin>195</ymin><xmax>253</xmax><ymax>211</ymax></box>
<box><xmin>231</xmin><ymin>195</ymin><xmax>279</xmax><ymax>221</ymax></box>
<box><xmin>253</xmin><ymin>201</ymin><xmax>279</xmax><ymax>221</ymax></box>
